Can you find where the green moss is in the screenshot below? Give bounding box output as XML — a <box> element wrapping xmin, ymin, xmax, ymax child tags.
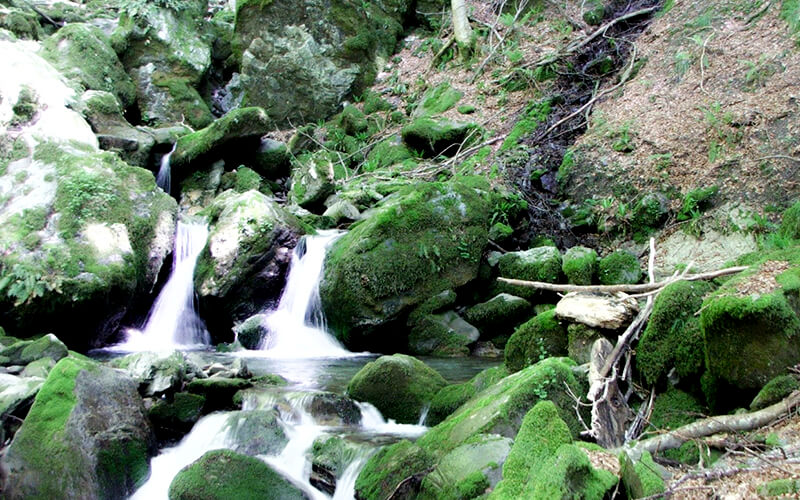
<box><xmin>561</xmin><ymin>246</ymin><xmax>597</xmax><ymax>285</ymax></box>
<box><xmin>169</xmin><ymin>449</ymin><xmax>306</xmax><ymax>500</ymax></box>
<box><xmin>701</xmin><ymin>267</ymin><xmax>800</xmax><ymax>393</ymax></box>
<box><xmin>758</xmin><ymin>478</ymin><xmax>800</xmax><ymax>497</ymax></box>
<box><xmin>233</xmin><ymin>166</ymin><xmax>262</xmax><ymax>193</ymax></box>
<box><xmin>523</xmin><ymin>444</ymin><xmax>617</xmax><ymax>498</ymax></box>
<box><xmin>598</xmin><ymin>250</ymin><xmax>641</xmax><ymax>285</ymax></box>
<box><xmin>463</xmin><ymin>293</ymin><xmax>532</xmax><ymax>338</ymax></box>
<box><xmin>149</xmin><ymin>74</ymin><xmax>213</xmax><ymax>129</ymax></box>
<box><xmin>489</xmin><ymin>400</ymin><xmax>572</xmax><ymax>499</ymax></box>
<box><xmin>149</xmin><ymin>392</ymin><xmax>205</xmax><ymax>426</ymax></box>
<box><xmin>186</xmin><ymin>378</ymin><xmax>252</xmax><ymax>412</ymax></box>
<box><xmin>311</xmin><ymin>435</ymin><xmax>360</xmax><ymax>477</ymax></box>
<box><xmin>362</xmin><ymin>90</ymin><xmax>393</xmax><ymax>114</ymax></box>
<box><xmin>11</xmin><ymin>86</ymin><xmax>37</xmax><ymax>126</ymax></box>
<box><xmin>429</xmin><ymin>383</ymin><xmax>477</xmax><ymax>426</ymax></box>
<box><xmin>355</xmin><ymin>440</ymin><xmax>435</xmax><ymax>500</ymax></box>
<box><xmin>501</xmin><ymin>99</ymin><xmax>552</xmax><ymax>150</ymax></box>
<box><xmin>638</xmin><ymin>280</ymin><xmax>714</xmax><ymax>386</ymax></box>
<box><xmin>750</xmin><ymin>374</ymin><xmax>800</xmax><ymax>410</ymax></box>
<box><xmin>347</xmin><ymin>354</ymin><xmax>448</xmax><ymax>424</ymax></box>
<box><xmin>335</xmin><ymin>105</ymin><xmax>369</xmax><ymax>135</ymax></box>
<box><xmin>366</xmin><ymin>137</ymin><xmax>413</xmax><ymax>170</ymax></box>
<box><xmin>418</xmin><ymin>358</ymin><xmax>586</xmax><ymax>456</ymax></box>
<box><xmin>779</xmin><ymin>201</ymin><xmax>800</xmax><ymax>240</ymax></box>
<box><xmin>415</xmin><ymin>81</ymin><xmax>463</xmax><ymax>116</ymax></box>
<box><xmin>648</xmin><ymin>388</ymin><xmax>706</xmax><ymax>464</ymax></box>
<box><xmin>567</xmin><ymin>324</ymin><xmax>602</xmax><ymax>364</ymax></box>
<box><xmin>619</xmin><ymin>451</ymin><xmax>664</xmax><ymax>498</ymax></box>
<box><xmin>505</xmin><ymin>309</ymin><xmax>567</xmax><ymax>373</ymax></box>
<box><xmin>780</xmin><ymin>0</ymin><xmax>800</xmax><ymax>39</ymax></box>
<box><xmin>401</xmin><ymin>117</ymin><xmax>479</xmax><ymax>157</ymax></box>
<box><xmin>96</xmin><ymin>438</ymin><xmax>149</xmax><ymax>497</ymax></box>
<box><xmin>0</xmin><ymin>136</ymin><xmax>30</xmax><ymax>176</ymax></box>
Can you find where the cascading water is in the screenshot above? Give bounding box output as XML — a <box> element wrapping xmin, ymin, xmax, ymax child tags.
<box><xmin>254</xmin><ymin>230</ymin><xmax>353</xmax><ymax>358</ymax></box>
<box><xmin>116</xmin><ymin>220</ymin><xmax>210</xmax><ymax>351</ymax></box>
<box><xmin>155</xmin><ymin>145</ymin><xmax>175</xmax><ymax>194</ymax></box>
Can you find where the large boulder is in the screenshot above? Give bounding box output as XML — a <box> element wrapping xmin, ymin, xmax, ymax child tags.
<box><xmin>234</xmin><ymin>0</ymin><xmax>411</xmax><ymax>125</ymax></box>
<box><xmin>194</xmin><ymin>190</ymin><xmax>307</xmax><ymax>335</ymax></box>
<box><xmin>700</xmin><ymin>262</ymin><xmax>800</xmax><ymax>399</ymax></box>
<box><xmin>1</xmin><ymin>357</ymin><xmax>156</xmax><ymax>499</ymax></box>
<box><xmin>224</xmin><ymin>409</ymin><xmax>288</xmax><ymax>456</ymax></box>
<box><xmin>0</xmin><ymin>40</ymin><xmax>177</xmax><ymax>348</ymax></box>
<box><xmin>0</xmin><ymin>334</ymin><xmax>68</xmax><ymax>366</ymax></box>
<box><xmin>347</xmin><ymin>354</ymin><xmax>447</xmax><ymax>424</ymax></box>
<box><xmin>110</xmin><ymin>350</ymin><xmax>188</xmax><ymax>396</ymax></box>
<box><xmin>428</xmin><ymin>365</ymin><xmax>508</xmax><ymax>426</ymax></box>
<box><xmin>496</xmin><ymin>246</ymin><xmax>562</xmax><ymax>301</ymax></box>
<box><xmin>115</xmin><ymin>0</ymin><xmax>213</xmax><ymax>128</ymax></box>
<box><xmin>320</xmin><ymin>178</ymin><xmax>491</xmax><ymax>350</ymax></box>
<box><xmin>505</xmin><ymin>309</ymin><xmax>567</xmax><ymax>373</ymax></box>
<box><xmin>41</xmin><ymin>23</ymin><xmax>136</xmax><ymax>107</ymax></box>
<box><xmin>463</xmin><ymin>293</ymin><xmax>532</xmax><ymax>342</ymax></box>
<box><xmin>354</xmin><ymin>439</ymin><xmax>435</xmax><ymax>500</ymax></box>
<box><xmin>169</xmin><ymin>449</ymin><xmax>308</xmax><ymax>500</ymax></box>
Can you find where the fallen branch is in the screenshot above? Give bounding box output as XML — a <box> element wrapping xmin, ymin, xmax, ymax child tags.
<box><xmin>625</xmin><ymin>390</ymin><xmax>800</xmax><ymax>460</ymax></box>
<box><xmin>497</xmin><ymin>265</ymin><xmax>748</xmax><ymax>294</ymax></box>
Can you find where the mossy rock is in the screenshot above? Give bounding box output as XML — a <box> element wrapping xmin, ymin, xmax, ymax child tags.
<box><xmin>417</xmin><ymin>358</ymin><xmax>587</xmax><ymax>459</ymax></box>
<box><xmin>750</xmin><ymin>374</ymin><xmax>800</xmax><ymax>410</ymax></box>
<box><xmin>757</xmin><ymin>478</ymin><xmax>800</xmax><ymax>497</ymax></box>
<box><xmin>463</xmin><ymin>293</ymin><xmax>532</xmax><ymax>340</ymax></box>
<box><xmin>489</xmin><ymin>400</ymin><xmax>573</xmax><ymax>498</ymax></box>
<box><xmin>2</xmin><ymin>357</ymin><xmax>155</xmax><ymax>499</ymax></box>
<box><xmin>170</xmin><ymin>107</ymin><xmax>272</xmax><ymax>171</ymax></box>
<box><xmin>567</xmin><ymin>323</ymin><xmax>603</xmax><ymax>364</ymax></box>
<box><xmin>497</xmin><ymin>246</ymin><xmax>562</xmax><ymax>300</ymax></box>
<box><xmin>334</xmin><ymin>105</ymin><xmax>369</xmax><ymax>135</ymax></box>
<box><xmin>648</xmin><ymin>388</ymin><xmax>706</xmax><ymax>464</ymax></box>
<box><xmin>0</xmin><ymin>334</ymin><xmax>68</xmax><ymax>367</ymax></box>
<box><xmin>289</xmin><ymin>150</ymin><xmax>338</xmax><ymax>210</ymax></box>
<box><xmin>232</xmin><ymin>314</ymin><xmax>268</xmax><ymax>350</ymax></box>
<box><xmin>311</xmin><ymin>435</ymin><xmax>362</xmax><ymax>479</ymax></box>
<box><xmin>185</xmin><ymin>377</ymin><xmax>252</xmax><ymax>412</ymax></box>
<box><xmin>419</xmin><ymin>433</ymin><xmax>511</xmax><ymax>499</ymax></box>
<box><xmin>581</xmin><ymin>0</ymin><xmax>605</xmax><ymax>25</ymax></box>
<box><xmin>365</xmin><ymin>136</ymin><xmax>413</xmax><ymax>170</ymax></box>
<box><xmin>320</xmin><ymin>178</ymin><xmax>490</xmax><ymax>350</ymax></box>
<box><xmin>224</xmin><ymin>409</ymin><xmax>288</xmax><ymax>456</ymax></box>
<box><xmin>412</xmin><ymin>81</ymin><xmax>463</xmax><ymax>117</ymax></box>
<box><xmin>41</xmin><ymin>23</ymin><xmax>136</xmax><ymax>107</ymax></box>
<box><xmin>408</xmin><ymin>310</ymin><xmax>479</xmax><ymax>357</ymax></box>
<box><xmin>428</xmin><ymin>365</ymin><xmax>509</xmax><ymax>426</ymax></box>
<box><xmin>354</xmin><ymin>439</ymin><xmax>435</xmax><ymax>500</ymax></box>
<box><xmin>619</xmin><ymin>451</ymin><xmax>665</xmax><ymax>499</ymax></box>
<box><xmin>561</xmin><ymin>246</ymin><xmax>597</xmax><ymax>285</ymax></box>
<box><xmin>700</xmin><ymin>266</ymin><xmax>800</xmax><ymax>396</ymax></box>
<box><xmin>523</xmin><ymin>443</ymin><xmax>617</xmax><ymax>498</ymax></box>
<box><xmin>632</xmin><ymin>192</ymin><xmax>669</xmax><ymax>236</ymax></box>
<box><xmin>637</xmin><ymin>280</ymin><xmax>714</xmax><ymax>386</ymax></box>
<box><xmin>347</xmin><ymin>354</ymin><xmax>447</xmax><ymax>424</ymax></box>
<box><xmin>0</xmin><ymin>8</ymin><xmax>42</xmax><ymax>40</ymax></box>
<box><xmin>505</xmin><ymin>309</ymin><xmax>567</xmax><ymax>373</ymax></box>
<box><xmin>0</xmin><ymin>140</ymin><xmax>177</xmax><ymax>348</ymax></box>
<box><xmin>110</xmin><ymin>350</ymin><xmax>187</xmax><ymax>397</ymax></box>
<box><xmin>598</xmin><ymin>250</ymin><xmax>642</xmax><ymax>285</ymax></box>
<box><xmin>401</xmin><ymin>117</ymin><xmax>478</xmax><ymax>157</ymax></box>
<box><xmin>168</xmin><ymin>449</ymin><xmax>308</xmax><ymax>500</ymax></box>
<box><xmin>148</xmin><ymin>392</ymin><xmax>206</xmax><ymax>442</ymax></box>
<box><xmin>307</xmin><ymin>392</ymin><xmax>362</xmax><ymax>426</ymax></box>
<box><xmin>131</xmin><ymin>69</ymin><xmax>213</xmax><ymax>129</ymax></box>
<box><xmin>779</xmin><ymin>201</ymin><xmax>800</xmax><ymax>240</ymax></box>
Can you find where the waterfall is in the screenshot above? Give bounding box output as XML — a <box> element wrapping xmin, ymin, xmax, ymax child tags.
<box><xmin>156</xmin><ymin>145</ymin><xmax>175</xmax><ymax>194</ymax></box>
<box><xmin>117</xmin><ymin>220</ymin><xmax>210</xmax><ymax>351</ymax></box>
<box><xmin>256</xmin><ymin>230</ymin><xmax>352</xmax><ymax>358</ymax></box>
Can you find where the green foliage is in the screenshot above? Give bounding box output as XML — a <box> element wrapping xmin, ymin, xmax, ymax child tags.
<box><xmin>701</xmin><ymin>102</ymin><xmax>742</xmax><ymax>163</ymax></box>
<box><xmin>779</xmin><ymin>201</ymin><xmax>800</xmax><ymax>239</ymax></box>
<box><xmin>505</xmin><ymin>309</ymin><xmax>567</xmax><ymax>373</ymax></box>
<box><xmin>637</xmin><ymin>280</ymin><xmax>714</xmax><ymax>386</ymax></box>
<box><xmin>757</xmin><ymin>478</ymin><xmax>800</xmax><ymax>497</ymax></box>
<box><xmin>780</xmin><ymin>0</ymin><xmax>800</xmax><ymax>41</ymax></box>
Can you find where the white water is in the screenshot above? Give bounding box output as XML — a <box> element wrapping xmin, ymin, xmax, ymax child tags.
<box><xmin>254</xmin><ymin>230</ymin><xmax>353</xmax><ymax>358</ymax></box>
<box><xmin>132</xmin><ymin>413</ymin><xmax>232</xmax><ymax>500</ymax></box>
<box><xmin>116</xmin><ymin>221</ymin><xmax>210</xmax><ymax>351</ymax></box>
<box><xmin>156</xmin><ymin>145</ymin><xmax>174</xmax><ymax>194</ymax></box>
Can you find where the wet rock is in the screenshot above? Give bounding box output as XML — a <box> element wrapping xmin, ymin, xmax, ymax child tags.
<box><xmin>224</xmin><ymin>409</ymin><xmax>288</xmax><ymax>456</ymax></box>
<box><xmin>308</xmin><ymin>392</ymin><xmax>361</xmax><ymax>426</ymax></box>
<box><xmin>401</xmin><ymin>117</ymin><xmax>478</xmax><ymax>157</ymax></box>
<box><xmin>464</xmin><ymin>293</ymin><xmax>532</xmax><ymax>340</ymax></box>
<box><xmin>80</xmin><ymin>90</ymin><xmax>155</xmax><ymax>168</ymax></box>
<box><xmin>147</xmin><ymin>392</ymin><xmax>205</xmax><ymax>443</ymax></box>
<box><xmin>408</xmin><ymin>310</ymin><xmax>479</xmax><ymax>357</ymax></box>
<box><xmin>0</xmin><ymin>334</ymin><xmax>68</xmax><ymax>366</ymax></box>
<box><xmin>186</xmin><ymin>377</ymin><xmax>252</xmax><ymax>412</ymax></box>
<box><xmin>232</xmin><ymin>314</ymin><xmax>268</xmax><ymax>350</ymax></box>
<box><xmin>1</xmin><ymin>357</ymin><xmax>155</xmax><ymax>499</ymax></box>
<box><xmin>110</xmin><ymin>350</ymin><xmax>187</xmax><ymax>397</ymax></box>
<box><xmin>289</xmin><ymin>150</ymin><xmax>338</xmax><ymax>210</ymax></box>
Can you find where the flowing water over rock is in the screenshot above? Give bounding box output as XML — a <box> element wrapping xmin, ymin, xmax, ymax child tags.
<box><xmin>155</xmin><ymin>145</ymin><xmax>175</xmax><ymax>194</ymax></box>
<box><xmin>115</xmin><ymin>220</ymin><xmax>210</xmax><ymax>351</ymax></box>
<box><xmin>252</xmin><ymin>230</ymin><xmax>355</xmax><ymax>358</ymax></box>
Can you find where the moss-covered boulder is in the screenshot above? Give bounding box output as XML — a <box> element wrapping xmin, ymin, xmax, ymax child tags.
<box><xmin>1</xmin><ymin>357</ymin><xmax>155</xmax><ymax>499</ymax></box>
<box><xmin>418</xmin><ymin>358</ymin><xmax>586</xmax><ymax>457</ymax></box>
<box><xmin>170</xmin><ymin>107</ymin><xmax>275</xmax><ymax>174</ymax></box>
<box><xmin>412</xmin><ymin>81</ymin><xmax>464</xmax><ymax>118</ymax></box>
<box><xmin>0</xmin><ymin>334</ymin><xmax>68</xmax><ymax>367</ymax></box>
<box><xmin>186</xmin><ymin>377</ymin><xmax>252</xmax><ymax>413</ymax></box>
<box><xmin>115</xmin><ymin>0</ymin><xmax>212</xmax><ymax>128</ymax></box>
<box><xmin>598</xmin><ymin>250</ymin><xmax>642</xmax><ymax>285</ymax></box>
<box><xmin>307</xmin><ymin>392</ymin><xmax>362</xmax><ymax>426</ymax></box>
<box><xmin>408</xmin><ymin>310</ymin><xmax>479</xmax><ymax>357</ymax></box>
<box><xmin>148</xmin><ymin>392</ymin><xmax>206</xmax><ymax>442</ymax></box>
<box><xmin>0</xmin><ymin>7</ymin><xmax>42</xmax><ymax>40</ymax></box>
<box><xmin>463</xmin><ymin>293</ymin><xmax>532</xmax><ymax>341</ymax></box>
<box><xmin>168</xmin><ymin>449</ymin><xmax>308</xmax><ymax>500</ymax></box>
<box><xmin>41</xmin><ymin>23</ymin><xmax>136</xmax><ymax>107</ymax></box>
<box><xmin>637</xmin><ymin>280</ymin><xmax>713</xmax><ymax>386</ymax></box>
<box><xmin>567</xmin><ymin>323</ymin><xmax>603</xmax><ymax>364</ymax></box>
<box><xmin>232</xmin><ymin>314</ymin><xmax>268</xmax><ymax>350</ymax></box>
<box><xmin>524</xmin><ymin>444</ymin><xmax>617</xmax><ymax>498</ymax></box>
<box><xmin>489</xmin><ymin>400</ymin><xmax>573</xmax><ymax>498</ymax></box>
<box><xmin>505</xmin><ymin>309</ymin><xmax>568</xmax><ymax>373</ymax></box>
<box><xmin>0</xmin><ymin>137</ymin><xmax>177</xmax><ymax>348</ymax></box>
<box><xmin>354</xmin><ymin>439</ymin><xmax>435</xmax><ymax>500</ymax></box>
<box><xmin>289</xmin><ymin>150</ymin><xmax>338</xmax><ymax>210</ymax></box>
<box><xmin>428</xmin><ymin>366</ymin><xmax>508</xmax><ymax>426</ymax></box>
<box><xmin>419</xmin><ymin>433</ymin><xmax>512</xmax><ymax>499</ymax></box>
<box><xmin>194</xmin><ymin>190</ymin><xmax>306</xmax><ymax>334</ymax></box>
<box><xmin>320</xmin><ymin>178</ymin><xmax>491</xmax><ymax>350</ymax></box>
<box><xmin>648</xmin><ymin>388</ymin><xmax>706</xmax><ymax>464</ymax></box>
<box><xmin>110</xmin><ymin>350</ymin><xmax>188</xmax><ymax>397</ymax></box>
<box><xmin>700</xmin><ymin>264</ymin><xmax>800</xmax><ymax>396</ymax></box>
<box><xmin>619</xmin><ymin>451</ymin><xmax>665</xmax><ymax>499</ymax></box>
<box><xmin>310</xmin><ymin>435</ymin><xmax>364</xmax><ymax>494</ymax></box>
<box><xmin>365</xmin><ymin>135</ymin><xmax>413</xmax><ymax>170</ymax></box>
<box><xmin>562</xmin><ymin>246</ymin><xmax>598</xmax><ymax>285</ymax></box>
<box><xmin>223</xmin><ymin>409</ymin><xmax>288</xmax><ymax>456</ymax></box>
<box><xmin>401</xmin><ymin>117</ymin><xmax>478</xmax><ymax>157</ymax></box>
<box><xmin>750</xmin><ymin>374</ymin><xmax>800</xmax><ymax>410</ymax></box>
<box><xmin>234</xmin><ymin>0</ymin><xmax>410</xmax><ymax>125</ymax></box>
<box><xmin>347</xmin><ymin>354</ymin><xmax>447</xmax><ymax>424</ymax></box>
<box><xmin>497</xmin><ymin>246</ymin><xmax>562</xmax><ymax>300</ymax></box>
